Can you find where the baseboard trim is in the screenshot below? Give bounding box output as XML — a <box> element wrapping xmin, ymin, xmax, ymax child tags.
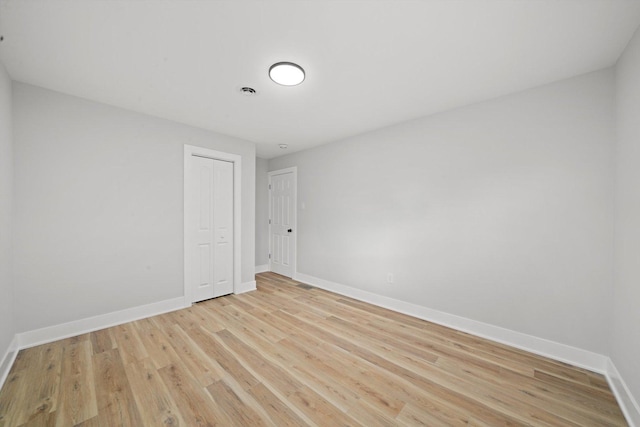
<box><xmin>16</xmin><ymin>296</ymin><xmax>187</xmax><ymax>351</ymax></box>
<box><xmin>255</xmin><ymin>264</ymin><xmax>269</xmax><ymax>274</ymax></box>
<box><xmin>295</xmin><ymin>272</ymin><xmax>608</xmax><ymax>374</ymax></box>
<box><xmin>0</xmin><ymin>335</ymin><xmax>19</xmax><ymax>390</ymax></box>
<box><xmin>236</xmin><ymin>280</ymin><xmax>257</xmax><ymax>294</ymax></box>
<box><xmin>606</xmin><ymin>358</ymin><xmax>640</xmax><ymax>427</ymax></box>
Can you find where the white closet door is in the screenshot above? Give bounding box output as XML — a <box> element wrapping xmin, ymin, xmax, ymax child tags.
<box><xmin>191</xmin><ymin>156</ymin><xmax>234</xmax><ymax>302</ymax></box>
<box><xmin>212</xmin><ymin>159</ymin><xmax>234</xmax><ymax>297</ymax></box>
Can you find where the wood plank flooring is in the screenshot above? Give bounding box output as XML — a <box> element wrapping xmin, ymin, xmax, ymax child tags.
<box><xmin>0</xmin><ymin>272</ymin><xmax>628</xmax><ymax>426</ymax></box>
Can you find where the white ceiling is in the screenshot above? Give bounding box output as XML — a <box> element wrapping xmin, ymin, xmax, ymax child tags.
<box><xmin>1</xmin><ymin>1</ymin><xmax>640</xmax><ymax>159</ymax></box>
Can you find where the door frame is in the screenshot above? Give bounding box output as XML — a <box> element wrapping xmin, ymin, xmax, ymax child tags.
<box><xmin>268</xmin><ymin>167</ymin><xmax>297</xmax><ymax>278</ymax></box>
<box><xmin>184</xmin><ymin>144</ymin><xmax>242</xmax><ymax>305</ymax></box>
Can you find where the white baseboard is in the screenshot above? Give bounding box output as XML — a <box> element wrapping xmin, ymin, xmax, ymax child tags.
<box><xmin>295</xmin><ymin>272</ymin><xmax>608</xmax><ymax>374</ymax></box>
<box><xmin>606</xmin><ymin>358</ymin><xmax>640</xmax><ymax>427</ymax></box>
<box><xmin>0</xmin><ymin>335</ymin><xmax>19</xmax><ymax>390</ymax></box>
<box><xmin>236</xmin><ymin>280</ymin><xmax>257</xmax><ymax>294</ymax></box>
<box><xmin>255</xmin><ymin>264</ymin><xmax>269</xmax><ymax>274</ymax></box>
<box><xmin>16</xmin><ymin>296</ymin><xmax>187</xmax><ymax>350</ymax></box>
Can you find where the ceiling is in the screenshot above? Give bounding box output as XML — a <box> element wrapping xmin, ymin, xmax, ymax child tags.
<box><xmin>1</xmin><ymin>1</ymin><xmax>640</xmax><ymax>159</ymax></box>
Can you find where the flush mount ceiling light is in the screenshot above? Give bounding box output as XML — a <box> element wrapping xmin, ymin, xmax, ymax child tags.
<box><xmin>279</xmin><ymin>144</ymin><xmax>288</xmax><ymax>149</ymax></box>
<box><xmin>269</xmin><ymin>62</ymin><xmax>305</xmax><ymax>86</ymax></box>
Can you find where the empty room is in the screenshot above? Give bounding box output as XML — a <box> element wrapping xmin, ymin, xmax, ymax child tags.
<box><xmin>1</xmin><ymin>0</ymin><xmax>640</xmax><ymax>425</ymax></box>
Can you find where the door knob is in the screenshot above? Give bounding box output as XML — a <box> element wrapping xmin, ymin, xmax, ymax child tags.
<box><xmin>288</xmin><ymin>229</ymin><xmax>292</xmax><ymax>233</ymax></box>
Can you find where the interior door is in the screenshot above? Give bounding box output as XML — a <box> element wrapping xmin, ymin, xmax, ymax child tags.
<box><xmin>191</xmin><ymin>155</ymin><xmax>234</xmax><ymax>302</ymax></box>
<box><xmin>212</xmin><ymin>159</ymin><xmax>234</xmax><ymax>297</ymax></box>
<box><xmin>270</xmin><ymin>171</ymin><xmax>295</xmax><ymax>277</ymax></box>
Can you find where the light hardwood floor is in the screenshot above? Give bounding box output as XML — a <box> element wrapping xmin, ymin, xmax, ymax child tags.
<box><xmin>0</xmin><ymin>272</ymin><xmax>627</xmax><ymax>426</ymax></box>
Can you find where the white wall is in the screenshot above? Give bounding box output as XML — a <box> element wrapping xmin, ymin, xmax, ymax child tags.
<box><xmin>13</xmin><ymin>83</ymin><xmax>255</xmax><ymax>333</ymax></box>
<box><xmin>255</xmin><ymin>157</ymin><xmax>269</xmax><ymax>268</ymax></box>
<box><xmin>270</xmin><ymin>69</ymin><xmax>615</xmax><ymax>354</ymax></box>
<box><xmin>0</xmin><ymin>62</ymin><xmax>15</xmax><ymax>360</ymax></box>
<box><xmin>613</xmin><ymin>25</ymin><xmax>640</xmax><ymax>405</ymax></box>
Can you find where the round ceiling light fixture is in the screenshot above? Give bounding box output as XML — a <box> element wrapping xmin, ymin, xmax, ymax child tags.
<box><xmin>269</xmin><ymin>62</ymin><xmax>305</xmax><ymax>86</ymax></box>
<box><xmin>279</xmin><ymin>144</ymin><xmax>288</xmax><ymax>149</ymax></box>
